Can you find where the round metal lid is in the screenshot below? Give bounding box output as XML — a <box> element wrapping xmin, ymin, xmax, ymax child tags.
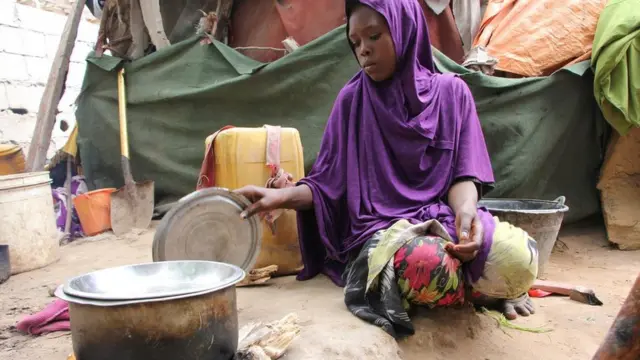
<box><xmin>152</xmin><ymin>188</ymin><xmax>262</xmax><ymax>271</ymax></box>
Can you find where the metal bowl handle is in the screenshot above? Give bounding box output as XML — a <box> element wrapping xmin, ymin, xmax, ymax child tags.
<box><xmin>554</xmin><ymin>196</ymin><xmax>566</xmax><ymax>207</ymax></box>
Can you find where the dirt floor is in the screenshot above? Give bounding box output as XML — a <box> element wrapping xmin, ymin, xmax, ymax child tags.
<box><xmin>0</xmin><ymin>218</ymin><xmax>638</xmax><ymax>360</ymax></box>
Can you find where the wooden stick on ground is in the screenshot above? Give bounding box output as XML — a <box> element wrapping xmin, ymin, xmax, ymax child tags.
<box><xmin>26</xmin><ymin>0</ymin><xmax>85</xmax><ymax>171</ymax></box>
<box><xmin>237</xmin><ymin>265</ymin><xmax>279</xmax><ymax>287</ymax></box>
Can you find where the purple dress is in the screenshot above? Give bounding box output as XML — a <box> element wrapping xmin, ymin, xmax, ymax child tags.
<box><xmin>296</xmin><ymin>0</ymin><xmax>495</xmax><ymax>287</ymax></box>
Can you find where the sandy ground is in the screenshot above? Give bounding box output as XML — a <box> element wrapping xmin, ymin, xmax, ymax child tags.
<box><xmin>0</xmin><ymin>218</ymin><xmax>638</xmax><ymax>359</ymax></box>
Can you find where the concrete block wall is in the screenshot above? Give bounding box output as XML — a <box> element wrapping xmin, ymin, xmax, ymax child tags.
<box><xmin>0</xmin><ymin>0</ymin><xmax>99</xmax><ymax>158</ymax></box>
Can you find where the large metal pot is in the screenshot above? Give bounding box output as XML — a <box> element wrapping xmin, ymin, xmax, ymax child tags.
<box><xmin>55</xmin><ymin>261</ymin><xmax>244</xmax><ymax>360</ymax></box>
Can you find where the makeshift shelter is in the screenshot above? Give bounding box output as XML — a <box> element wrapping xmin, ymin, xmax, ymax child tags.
<box><xmin>130</xmin><ymin>0</ymin><xmax>468</xmax><ymax>63</ymax></box>
<box><xmin>75</xmin><ymin>25</ymin><xmax>608</xmax><ymax>223</ymax></box>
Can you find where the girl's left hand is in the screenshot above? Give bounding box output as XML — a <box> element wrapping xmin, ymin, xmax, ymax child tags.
<box><xmin>446</xmin><ymin>207</ymin><xmax>483</xmax><ymax>262</ymax></box>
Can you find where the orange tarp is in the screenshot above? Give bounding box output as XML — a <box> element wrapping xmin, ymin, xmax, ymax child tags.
<box><xmin>473</xmin><ymin>0</ymin><xmax>607</xmax><ymax>77</ymax></box>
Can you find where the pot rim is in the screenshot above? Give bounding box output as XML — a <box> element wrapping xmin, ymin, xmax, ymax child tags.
<box><xmin>62</xmin><ymin>260</ymin><xmax>245</xmax><ymax>302</ymax></box>
<box><xmin>55</xmin><ymin>280</ymin><xmax>238</xmax><ymax>307</ymax></box>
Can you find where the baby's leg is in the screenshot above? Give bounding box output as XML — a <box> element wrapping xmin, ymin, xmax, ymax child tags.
<box><xmin>469</xmin><ymin>219</ymin><xmax>539</xmax><ymax>319</ymax></box>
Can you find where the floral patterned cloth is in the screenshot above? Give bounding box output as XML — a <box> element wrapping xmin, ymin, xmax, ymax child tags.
<box><xmin>344</xmin><ymin>219</ymin><xmax>465</xmax><ymax>338</ymax></box>
<box><xmin>395</xmin><ymin>235</ymin><xmax>465</xmax><ymax>309</ymax></box>
<box><xmin>344</xmin><ymin>218</ymin><xmax>538</xmax><ymax>338</ymax></box>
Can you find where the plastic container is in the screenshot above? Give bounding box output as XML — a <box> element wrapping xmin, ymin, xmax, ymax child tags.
<box><xmin>479</xmin><ymin>196</ymin><xmax>569</xmax><ymax>277</ymax></box>
<box><xmin>73</xmin><ymin>188</ymin><xmax>116</xmax><ymax>236</ymax></box>
<box><xmin>0</xmin><ymin>143</ymin><xmax>26</xmax><ymax>176</ymax></box>
<box><xmin>205</xmin><ymin>127</ymin><xmax>305</xmax><ymax>275</ymax></box>
<box><xmin>0</xmin><ymin>244</ymin><xmax>10</xmax><ymax>284</ymax></box>
<box><xmin>0</xmin><ymin>171</ymin><xmax>60</xmax><ymax>274</ymax></box>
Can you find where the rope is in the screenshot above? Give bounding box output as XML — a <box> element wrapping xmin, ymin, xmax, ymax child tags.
<box><xmin>234</xmin><ymin>46</ymin><xmax>288</xmax><ymax>53</ymax></box>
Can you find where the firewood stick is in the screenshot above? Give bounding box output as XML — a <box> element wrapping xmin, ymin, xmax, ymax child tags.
<box><xmin>237</xmin><ymin>265</ymin><xmax>278</xmax><ymax>287</ymax></box>
<box><xmin>26</xmin><ymin>0</ymin><xmax>85</xmax><ymax>171</ymax></box>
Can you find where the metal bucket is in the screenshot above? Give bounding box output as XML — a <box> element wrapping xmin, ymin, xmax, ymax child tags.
<box><xmin>478</xmin><ymin>196</ymin><xmax>569</xmax><ymax>277</ymax></box>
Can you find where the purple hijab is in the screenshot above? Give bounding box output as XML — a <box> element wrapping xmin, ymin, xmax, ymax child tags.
<box><xmin>296</xmin><ymin>0</ymin><xmax>495</xmax><ymax>286</ymax></box>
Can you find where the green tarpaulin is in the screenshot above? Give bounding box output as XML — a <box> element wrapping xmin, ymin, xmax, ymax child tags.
<box><xmin>76</xmin><ymin>26</ymin><xmax>607</xmax><ymax>223</ymax></box>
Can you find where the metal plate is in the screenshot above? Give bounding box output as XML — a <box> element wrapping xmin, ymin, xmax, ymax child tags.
<box><xmin>62</xmin><ymin>260</ymin><xmax>245</xmax><ymax>301</ymax></box>
<box><xmin>152</xmin><ymin>188</ymin><xmax>262</xmax><ymax>271</ymax></box>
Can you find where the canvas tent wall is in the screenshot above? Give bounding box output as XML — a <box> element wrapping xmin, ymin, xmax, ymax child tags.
<box><xmin>75</xmin><ymin>26</ymin><xmax>607</xmax><ymax>223</ymax></box>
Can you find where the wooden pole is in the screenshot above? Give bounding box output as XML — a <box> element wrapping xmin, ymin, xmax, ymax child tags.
<box><xmin>26</xmin><ymin>0</ymin><xmax>86</xmax><ymax>171</ymax></box>
<box><xmin>61</xmin><ymin>156</ymin><xmax>74</xmax><ymax>244</ymax></box>
<box><xmin>212</xmin><ymin>0</ymin><xmax>233</xmax><ymax>42</ymax></box>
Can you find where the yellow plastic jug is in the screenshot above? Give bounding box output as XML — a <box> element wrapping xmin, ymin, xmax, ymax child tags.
<box><xmin>204</xmin><ymin>126</ymin><xmax>304</xmax><ymax>275</ymax></box>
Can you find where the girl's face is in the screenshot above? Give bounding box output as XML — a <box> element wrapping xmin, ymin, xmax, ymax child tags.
<box><xmin>348</xmin><ymin>5</ymin><xmax>397</xmax><ymax>82</ymax></box>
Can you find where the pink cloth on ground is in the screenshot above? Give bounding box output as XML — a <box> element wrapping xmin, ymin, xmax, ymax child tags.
<box><xmin>16</xmin><ymin>299</ymin><xmax>70</xmax><ymax>335</ymax></box>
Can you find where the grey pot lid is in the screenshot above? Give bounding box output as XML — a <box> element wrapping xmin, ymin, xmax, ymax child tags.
<box><xmin>153</xmin><ymin>188</ymin><xmax>262</xmax><ymax>271</ymax></box>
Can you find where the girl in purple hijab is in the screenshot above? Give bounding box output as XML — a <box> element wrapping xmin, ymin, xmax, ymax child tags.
<box><xmin>237</xmin><ymin>0</ymin><xmax>539</xmax><ymax>338</ymax></box>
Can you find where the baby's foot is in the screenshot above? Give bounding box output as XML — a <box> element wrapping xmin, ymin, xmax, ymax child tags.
<box><xmin>469</xmin><ymin>291</ymin><xmax>536</xmax><ymax>320</ymax></box>
<box><xmin>501</xmin><ymin>293</ymin><xmax>535</xmax><ymax>320</ymax></box>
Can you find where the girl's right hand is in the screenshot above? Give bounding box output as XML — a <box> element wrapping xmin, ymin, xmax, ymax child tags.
<box><xmin>234</xmin><ymin>186</ymin><xmax>287</xmax><ymax>219</ymax></box>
